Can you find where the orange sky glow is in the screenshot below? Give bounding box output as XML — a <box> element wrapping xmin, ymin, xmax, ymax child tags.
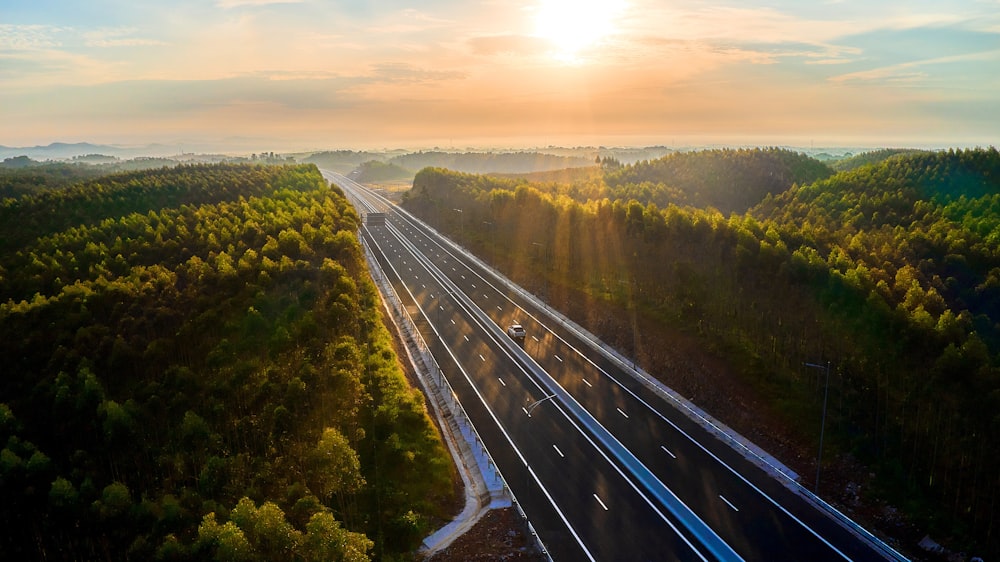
<box><xmin>2</xmin><ymin>0</ymin><xmax>998</xmax><ymax>151</ymax></box>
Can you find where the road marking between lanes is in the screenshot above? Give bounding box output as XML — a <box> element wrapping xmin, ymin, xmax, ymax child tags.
<box><xmin>464</xmin><ymin>335</ymin><xmax>469</xmax><ymax>342</ymax></box>
<box><xmin>439</xmin><ymin>305</ymin><xmax>444</xmax><ymax>311</ymax></box>
<box><xmin>421</xmin><ymin>284</ymin><xmax>425</xmax><ymax>288</ymax></box>
<box><xmin>617</xmin><ymin>407</ymin><xmax>629</xmax><ymax>419</ymax></box>
<box><xmin>719</xmin><ymin>495</ymin><xmax>739</xmax><ymax>512</ymax></box>
<box><xmin>660</xmin><ymin>445</ymin><xmax>677</xmax><ymax>459</ymax></box>
<box><xmin>582</xmin><ymin>378</ymin><xmax>592</xmax><ymax>388</ymax></box>
<box><xmin>461</xmin><ymin>275</ymin><xmax>466</xmax><ymax>279</ymax></box>
<box><xmin>553</xmin><ymin>444</ymin><xmax>565</xmax><ymax>458</ymax></box>
<box><xmin>471</xmin><ymin>284</ymin><xmax>476</xmax><ymax>288</ymax></box>
<box><xmin>521</xmin><ymin>407</ymin><xmax>529</xmax><ymax>416</ymax></box>
<box><xmin>532</xmin><ymin>335</ymin><xmax>539</xmax><ymax>342</ymax></box>
<box><xmin>593</xmin><ymin>494</ymin><xmax>609</xmax><ymax>511</ymax></box>
<box><xmin>498</xmin><ymin>378</ymin><xmax>506</xmax><ymax>387</ymax></box>
<box><xmin>450</xmin><ymin>319</ymin><xmax>456</xmax><ymax>325</ymax></box>
<box><xmin>479</xmin><ymin>354</ymin><xmax>485</xmax><ymax>362</ymax></box>
<box><xmin>496</xmin><ymin>305</ymin><xmax>502</xmax><ymax>311</ymax></box>
<box><xmin>554</xmin><ymin>354</ymin><xmax>563</xmax><ymax>362</ymax></box>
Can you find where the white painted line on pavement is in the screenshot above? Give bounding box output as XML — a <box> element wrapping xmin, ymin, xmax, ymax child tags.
<box><xmin>498</xmin><ymin>377</ymin><xmax>506</xmax><ymax>387</ymax></box>
<box><xmin>661</xmin><ymin>445</ymin><xmax>677</xmax><ymax>459</ymax></box>
<box><xmin>463</xmin><ymin>335</ymin><xmax>469</xmax><ymax>342</ymax></box>
<box><xmin>594</xmin><ymin>494</ymin><xmax>609</xmax><ymax>511</ymax></box>
<box><xmin>553</xmin><ymin>444</ymin><xmax>565</xmax><ymax>458</ymax></box>
<box><xmin>617</xmin><ymin>407</ymin><xmax>629</xmax><ymax>419</ymax></box>
<box><xmin>554</xmin><ymin>354</ymin><xmax>563</xmax><ymax>362</ymax></box>
<box><xmin>582</xmin><ymin>378</ymin><xmax>593</xmax><ymax>388</ymax></box>
<box><xmin>720</xmin><ymin>495</ymin><xmax>739</xmax><ymax>512</ymax></box>
<box><xmin>479</xmin><ymin>354</ymin><xmax>485</xmax><ymax>362</ymax></box>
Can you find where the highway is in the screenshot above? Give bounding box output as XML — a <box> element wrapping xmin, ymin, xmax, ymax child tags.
<box><xmin>325</xmin><ymin>170</ymin><xmax>904</xmax><ymax>562</ymax></box>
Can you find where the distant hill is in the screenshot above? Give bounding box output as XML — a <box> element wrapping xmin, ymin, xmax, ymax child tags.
<box><xmin>0</xmin><ymin>142</ymin><xmax>179</xmax><ymax>160</ymax></box>
<box><xmin>388</xmin><ymin>150</ymin><xmax>593</xmax><ymax>175</ymax></box>
<box><xmin>300</xmin><ymin>150</ymin><xmax>384</xmax><ymax>173</ymax></box>
<box><xmin>495</xmin><ymin>165</ymin><xmax>602</xmax><ymax>184</ymax></box>
<box><xmin>596</xmin><ymin>147</ymin><xmax>833</xmax><ymax>214</ymax></box>
<box><xmin>354</xmin><ymin>159</ymin><xmax>412</xmax><ymax>182</ymax></box>
<box><xmin>831</xmin><ymin>148</ymin><xmax>933</xmax><ymax>172</ymax></box>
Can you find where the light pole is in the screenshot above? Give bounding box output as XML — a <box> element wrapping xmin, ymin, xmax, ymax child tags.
<box><xmin>804</xmin><ymin>361</ymin><xmax>831</xmax><ymax>494</ymax></box>
<box><xmin>482</xmin><ymin>221</ymin><xmax>494</xmax><ymax>263</ymax></box>
<box><xmin>452</xmin><ymin>208</ymin><xmax>463</xmax><ymax>241</ymax></box>
<box><xmin>531</xmin><ymin>242</ymin><xmax>546</xmax><ymax>300</ymax></box>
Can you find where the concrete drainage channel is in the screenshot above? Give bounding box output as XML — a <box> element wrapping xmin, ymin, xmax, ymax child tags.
<box><xmin>358</xmin><ymin>231</ymin><xmax>550</xmax><ymax>560</ymax></box>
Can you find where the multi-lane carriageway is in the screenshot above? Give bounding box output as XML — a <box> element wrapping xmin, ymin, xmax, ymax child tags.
<box><xmin>324</xmin><ymin>170</ymin><xmax>905</xmax><ymax>562</ymax></box>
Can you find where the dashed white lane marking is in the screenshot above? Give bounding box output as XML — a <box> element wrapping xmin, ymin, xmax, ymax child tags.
<box><xmin>617</xmin><ymin>407</ymin><xmax>629</xmax><ymax>419</ymax></box>
<box><xmin>719</xmin><ymin>495</ymin><xmax>739</xmax><ymax>512</ymax></box>
<box><xmin>660</xmin><ymin>445</ymin><xmax>677</xmax><ymax>459</ymax></box>
<box><xmin>593</xmin><ymin>494</ymin><xmax>609</xmax><ymax>511</ymax></box>
<box><xmin>582</xmin><ymin>378</ymin><xmax>592</xmax><ymax>388</ymax></box>
<box><xmin>552</xmin><ymin>444</ymin><xmax>565</xmax><ymax>458</ymax></box>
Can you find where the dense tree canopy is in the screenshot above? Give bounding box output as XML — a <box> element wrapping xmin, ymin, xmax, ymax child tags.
<box><xmin>402</xmin><ymin>148</ymin><xmax>1000</xmax><ymax>556</ymax></box>
<box><xmin>0</xmin><ymin>163</ymin><xmax>453</xmax><ymax>560</ymax></box>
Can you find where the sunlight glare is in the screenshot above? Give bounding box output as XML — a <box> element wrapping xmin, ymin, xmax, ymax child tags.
<box><xmin>534</xmin><ymin>0</ymin><xmax>627</xmax><ymax>62</ymax></box>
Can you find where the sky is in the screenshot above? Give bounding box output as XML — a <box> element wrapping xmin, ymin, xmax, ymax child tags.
<box><xmin>2</xmin><ymin>0</ymin><xmax>999</xmax><ymax>152</ymax></box>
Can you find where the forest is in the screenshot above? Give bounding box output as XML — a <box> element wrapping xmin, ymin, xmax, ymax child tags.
<box><xmin>401</xmin><ymin>147</ymin><xmax>1000</xmax><ymax>556</ymax></box>
<box><xmin>0</xmin><ymin>163</ymin><xmax>454</xmax><ymax>560</ymax></box>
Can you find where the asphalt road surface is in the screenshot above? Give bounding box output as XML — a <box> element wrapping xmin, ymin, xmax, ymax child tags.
<box><xmin>326</xmin><ymin>170</ymin><xmax>905</xmax><ymax>562</ymax></box>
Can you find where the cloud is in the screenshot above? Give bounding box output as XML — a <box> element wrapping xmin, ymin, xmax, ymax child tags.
<box><xmin>830</xmin><ymin>49</ymin><xmax>1000</xmax><ymax>84</ymax></box>
<box><xmin>0</xmin><ymin>24</ymin><xmax>65</xmax><ymax>50</ymax></box>
<box><xmin>365</xmin><ymin>8</ymin><xmax>456</xmax><ymax>35</ymax></box>
<box><xmin>367</xmin><ymin>62</ymin><xmax>464</xmax><ymax>84</ymax></box>
<box><xmin>84</xmin><ymin>29</ymin><xmax>167</xmax><ymax>48</ymax></box>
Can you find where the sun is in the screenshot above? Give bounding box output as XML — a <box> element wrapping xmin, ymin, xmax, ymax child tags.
<box><xmin>533</xmin><ymin>0</ymin><xmax>627</xmax><ymax>62</ymax></box>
